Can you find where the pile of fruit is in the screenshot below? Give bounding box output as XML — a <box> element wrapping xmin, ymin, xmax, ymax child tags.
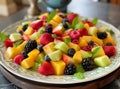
<box><xmin>2</xmin><ymin>10</ymin><xmax>116</xmax><ymax>79</ymax></box>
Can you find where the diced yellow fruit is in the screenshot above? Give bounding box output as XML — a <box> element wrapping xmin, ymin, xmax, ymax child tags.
<box><xmin>5</xmin><ymin>47</ymin><xmax>18</xmax><ymax>59</ymax></box>
<box><xmin>92</xmin><ymin>35</ymin><xmax>103</xmax><ymax>46</ymax></box>
<box><xmin>16</xmin><ymin>26</ymin><xmax>22</xmax><ymax>31</ymax></box>
<box><xmin>49</xmin><ymin>20</ymin><xmax>58</xmax><ymax>28</ymax></box>
<box><xmin>92</xmin><ymin>46</ymin><xmax>105</xmax><ymax>58</ymax></box>
<box><xmin>36</xmin><ymin>39</ymin><xmax>41</xmax><ymax>45</ymax></box>
<box><xmin>51</xmin><ymin>61</ymin><xmax>66</xmax><ymax>75</ymax></box>
<box><xmin>24</xmin><ymin>26</ymin><xmax>34</xmax><ymax>35</ymax></box>
<box><xmin>21</xmin><ymin>57</ymin><xmax>35</xmax><ymax>69</ymax></box>
<box><xmin>38</xmin><ymin>13</ymin><xmax>49</xmax><ymax>19</ymax></box>
<box><xmin>6</xmin><ymin>41</ymin><xmax>27</xmax><ymax>59</ymax></box>
<box><xmin>16</xmin><ymin>41</ymin><xmax>27</xmax><ymax>53</ymax></box>
<box><xmin>79</xmin><ymin>38</ymin><xmax>88</xmax><ymax>48</ymax></box>
<box><xmin>53</xmin><ymin>15</ymin><xmax>63</xmax><ymax>23</ymax></box>
<box><xmin>103</xmin><ymin>32</ymin><xmax>115</xmax><ymax>46</ymax></box>
<box><xmin>73</xmin><ymin>51</ymin><xmax>82</xmax><ymax>64</ymax></box>
<box><xmin>28</xmin><ymin>49</ymin><xmax>40</xmax><ymax>59</ymax></box>
<box><xmin>43</xmin><ymin>42</ymin><xmax>56</xmax><ymax>54</ymax></box>
<box><xmin>80</xmin><ymin>36</ymin><xmax>92</xmax><ymax>42</ymax></box>
<box><xmin>84</xmin><ymin>23</ymin><xmax>90</xmax><ymax>30</ymax></box>
<box><xmin>68</xmin><ymin>42</ymin><xmax>80</xmax><ymax>51</ymax></box>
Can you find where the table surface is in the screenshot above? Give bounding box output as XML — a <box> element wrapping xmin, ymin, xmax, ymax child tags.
<box><xmin>0</xmin><ymin>0</ymin><xmax>120</xmax><ymax>89</ymax></box>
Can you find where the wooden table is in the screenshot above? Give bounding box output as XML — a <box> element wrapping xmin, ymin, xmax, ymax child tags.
<box><xmin>0</xmin><ymin>0</ymin><xmax>120</xmax><ymax>89</ymax></box>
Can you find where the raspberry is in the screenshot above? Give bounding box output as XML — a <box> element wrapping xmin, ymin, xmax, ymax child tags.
<box><xmin>40</xmin><ymin>33</ymin><xmax>54</xmax><ymax>45</ymax></box>
<box><xmin>14</xmin><ymin>55</ymin><xmax>24</xmax><ymax>65</ymax></box>
<box><xmin>97</xmin><ymin>32</ymin><xmax>107</xmax><ymax>39</ymax></box>
<box><xmin>81</xmin><ymin>46</ymin><xmax>93</xmax><ymax>51</ymax></box>
<box><xmin>4</xmin><ymin>38</ymin><xmax>14</xmax><ymax>48</ymax></box>
<box><xmin>64</xmin><ymin>63</ymin><xmax>76</xmax><ymax>75</ymax></box>
<box><xmin>103</xmin><ymin>46</ymin><xmax>116</xmax><ymax>57</ymax></box>
<box><xmin>24</xmin><ymin>40</ymin><xmax>37</xmax><ymax>53</ymax></box>
<box><xmin>70</xmin><ymin>30</ymin><xmax>80</xmax><ymax>39</ymax></box>
<box><xmin>78</xmin><ymin>28</ymin><xmax>88</xmax><ymax>37</ymax></box>
<box><xmin>82</xmin><ymin>58</ymin><xmax>95</xmax><ymax>71</ymax></box>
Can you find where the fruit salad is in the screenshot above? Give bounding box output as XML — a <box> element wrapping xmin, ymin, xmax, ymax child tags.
<box><xmin>1</xmin><ymin>10</ymin><xmax>116</xmax><ymax>79</ymax></box>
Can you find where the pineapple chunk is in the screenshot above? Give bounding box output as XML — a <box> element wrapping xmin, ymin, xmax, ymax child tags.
<box><xmin>49</xmin><ymin>20</ymin><xmax>58</xmax><ymax>28</ymax></box>
<box><xmin>51</xmin><ymin>61</ymin><xmax>66</xmax><ymax>75</ymax></box>
<box><xmin>43</xmin><ymin>42</ymin><xmax>56</xmax><ymax>54</ymax></box>
<box><xmin>28</xmin><ymin>49</ymin><xmax>40</xmax><ymax>59</ymax></box>
<box><xmin>24</xmin><ymin>26</ymin><xmax>34</xmax><ymax>35</ymax></box>
<box><xmin>53</xmin><ymin>15</ymin><xmax>63</xmax><ymax>23</ymax></box>
<box><xmin>68</xmin><ymin>42</ymin><xmax>80</xmax><ymax>51</ymax></box>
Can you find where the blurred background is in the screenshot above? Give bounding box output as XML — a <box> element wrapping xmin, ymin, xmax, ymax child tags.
<box><xmin>0</xmin><ymin>0</ymin><xmax>120</xmax><ymax>20</ymax></box>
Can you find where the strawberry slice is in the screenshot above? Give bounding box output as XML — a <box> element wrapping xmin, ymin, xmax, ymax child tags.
<box><xmin>103</xmin><ymin>46</ymin><xmax>116</xmax><ymax>57</ymax></box>
<box><xmin>78</xmin><ymin>28</ymin><xmax>88</xmax><ymax>37</ymax></box>
<box><xmin>81</xmin><ymin>46</ymin><xmax>93</xmax><ymax>51</ymax></box>
<box><xmin>83</xmin><ymin>20</ymin><xmax>94</xmax><ymax>27</ymax></box>
<box><xmin>67</xmin><ymin>13</ymin><xmax>78</xmax><ymax>24</ymax></box>
<box><xmin>4</xmin><ymin>38</ymin><xmax>14</xmax><ymax>48</ymax></box>
<box><xmin>38</xmin><ymin>62</ymin><xmax>54</xmax><ymax>75</ymax></box>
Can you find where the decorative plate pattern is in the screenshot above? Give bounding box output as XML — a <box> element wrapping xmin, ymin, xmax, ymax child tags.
<box><xmin>0</xmin><ymin>19</ymin><xmax>120</xmax><ymax>84</ymax></box>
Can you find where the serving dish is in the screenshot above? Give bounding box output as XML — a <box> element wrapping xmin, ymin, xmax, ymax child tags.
<box><xmin>0</xmin><ymin>19</ymin><xmax>120</xmax><ymax>84</ymax></box>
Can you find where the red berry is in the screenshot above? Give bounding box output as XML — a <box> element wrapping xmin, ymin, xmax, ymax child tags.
<box><xmin>70</xmin><ymin>30</ymin><xmax>80</xmax><ymax>39</ymax></box>
<box><xmin>81</xmin><ymin>46</ymin><xmax>93</xmax><ymax>51</ymax></box>
<box><xmin>38</xmin><ymin>62</ymin><xmax>54</xmax><ymax>75</ymax></box>
<box><xmin>41</xmin><ymin>16</ymin><xmax>47</xmax><ymax>21</ymax></box>
<box><xmin>40</xmin><ymin>33</ymin><xmax>54</xmax><ymax>45</ymax></box>
<box><xmin>4</xmin><ymin>38</ymin><xmax>14</xmax><ymax>48</ymax></box>
<box><xmin>83</xmin><ymin>20</ymin><xmax>94</xmax><ymax>27</ymax></box>
<box><xmin>67</xmin><ymin>13</ymin><xmax>78</xmax><ymax>24</ymax></box>
<box><xmin>30</xmin><ymin>20</ymin><xmax>43</xmax><ymax>30</ymax></box>
<box><xmin>71</xmin><ymin>39</ymin><xmax>79</xmax><ymax>44</ymax></box>
<box><xmin>78</xmin><ymin>28</ymin><xmax>88</xmax><ymax>37</ymax></box>
<box><xmin>14</xmin><ymin>55</ymin><xmax>24</xmax><ymax>65</ymax></box>
<box><xmin>103</xmin><ymin>46</ymin><xmax>116</xmax><ymax>57</ymax></box>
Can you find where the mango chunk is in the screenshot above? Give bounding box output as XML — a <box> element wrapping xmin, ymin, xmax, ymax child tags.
<box><xmin>73</xmin><ymin>51</ymin><xmax>82</xmax><ymax>64</ymax></box>
<box><xmin>51</xmin><ymin>61</ymin><xmax>66</xmax><ymax>75</ymax></box>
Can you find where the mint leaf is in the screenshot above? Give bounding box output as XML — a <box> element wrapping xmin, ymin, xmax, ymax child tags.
<box><xmin>0</xmin><ymin>32</ymin><xmax>9</xmax><ymax>42</ymax></box>
<box><xmin>76</xmin><ymin>64</ymin><xmax>85</xmax><ymax>73</ymax></box>
<box><xmin>75</xmin><ymin>23</ymin><xmax>84</xmax><ymax>29</ymax></box>
<box><xmin>92</xmin><ymin>18</ymin><xmax>98</xmax><ymax>25</ymax></box>
<box><xmin>46</xmin><ymin>10</ymin><xmax>56</xmax><ymax>22</ymax></box>
<box><xmin>72</xmin><ymin>17</ymin><xmax>79</xmax><ymax>29</ymax></box>
<box><xmin>74</xmin><ymin>72</ymin><xmax>85</xmax><ymax>79</ymax></box>
<box><xmin>13</xmin><ymin>40</ymin><xmax>23</xmax><ymax>48</ymax></box>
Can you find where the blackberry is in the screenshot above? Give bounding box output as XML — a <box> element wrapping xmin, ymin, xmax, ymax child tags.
<box><xmin>82</xmin><ymin>58</ymin><xmax>95</xmax><ymax>71</ymax></box>
<box><xmin>67</xmin><ymin>48</ymin><xmax>76</xmax><ymax>57</ymax></box>
<box><xmin>24</xmin><ymin>40</ymin><xmax>37</xmax><ymax>53</ymax></box>
<box><xmin>45</xmin><ymin>24</ymin><xmax>52</xmax><ymax>33</ymax></box>
<box><xmin>106</xmin><ymin>42</ymin><xmax>112</xmax><ymax>46</ymax></box>
<box><xmin>37</xmin><ymin>44</ymin><xmax>44</xmax><ymax>52</ymax></box>
<box><xmin>62</xmin><ymin>18</ymin><xmax>69</xmax><ymax>29</ymax></box>
<box><xmin>44</xmin><ymin>55</ymin><xmax>51</xmax><ymax>62</ymax></box>
<box><xmin>88</xmin><ymin>41</ymin><xmax>94</xmax><ymax>46</ymax></box>
<box><xmin>97</xmin><ymin>32</ymin><xmax>107</xmax><ymax>39</ymax></box>
<box><xmin>21</xmin><ymin>51</ymin><xmax>28</xmax><ymax>58</ymax></box>
<box><xmin>64</xmin><ymin>64</ymin><xmax>76</xmax><ymax>75</ymax></box>
<box><xmin>22</xmin><ymin>24</ymin><xmax>28</xmax><ymax>31</ymax></box>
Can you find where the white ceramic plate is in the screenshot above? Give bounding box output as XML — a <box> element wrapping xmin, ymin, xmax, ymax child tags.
<box><xmin>0</xmin><ymin>19</ymin><xmax>120</xmax><ymax>84</ymax></box>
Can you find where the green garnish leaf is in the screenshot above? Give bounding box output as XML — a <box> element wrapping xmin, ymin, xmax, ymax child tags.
<box><xmin>92</xmin><ymin>18</ymin><xmax>98</xmax><ymax>25</ymax></box>
<box><xmin>92</xmin><ymin>47</ymin><xmax>100</xmax><ymax>57</ymax></box>
<box><xmin>52</xmin><ymin>34</ymin><xmax>57</xmax><ymax>39</ymax></box>
<box><xmin>74</xmin><ymin>72</ymin><xmax>85</xmax><ymax>79</ymax></box>
<box><xmin>0</xmin><ymin>32</ymin><xmax>9</xmax><ymax>42</ymax></box>
<box><xmin>46</xmin><ymin>10</ymin><xmax>56</xmax><ymax>22</ymax></box>
<box><xmin>76</xmin><ymin>64</ymin><xmax>85</xmax><ymax>73</ymax></box>
<box><xmin>108</xmin><ymin>29</ymin><xmax>114</xmax><ymax>35</ymax></box>
<box><xmin>13</xmin><ymin>40</ymin><xmax>23</xmax><ymax>48</ymax></box>
<box><xmin>72</xmin><ymin>17</ymin><xmax>79</xmax><ymax>29</ymax></box>
<box><xmin>75</xmin><ymin>23</ymin><xmax>84</xmax><ymax>29</ymax></box>
<box><xmin>64</xmin><ymin>37</ymin><xmax>71</xmax><ymax>44</ymax></box>
<box><xmin>66</xmin><ymin>22</ymin><xmax>71</xmax><ymax>28</ymax></box>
